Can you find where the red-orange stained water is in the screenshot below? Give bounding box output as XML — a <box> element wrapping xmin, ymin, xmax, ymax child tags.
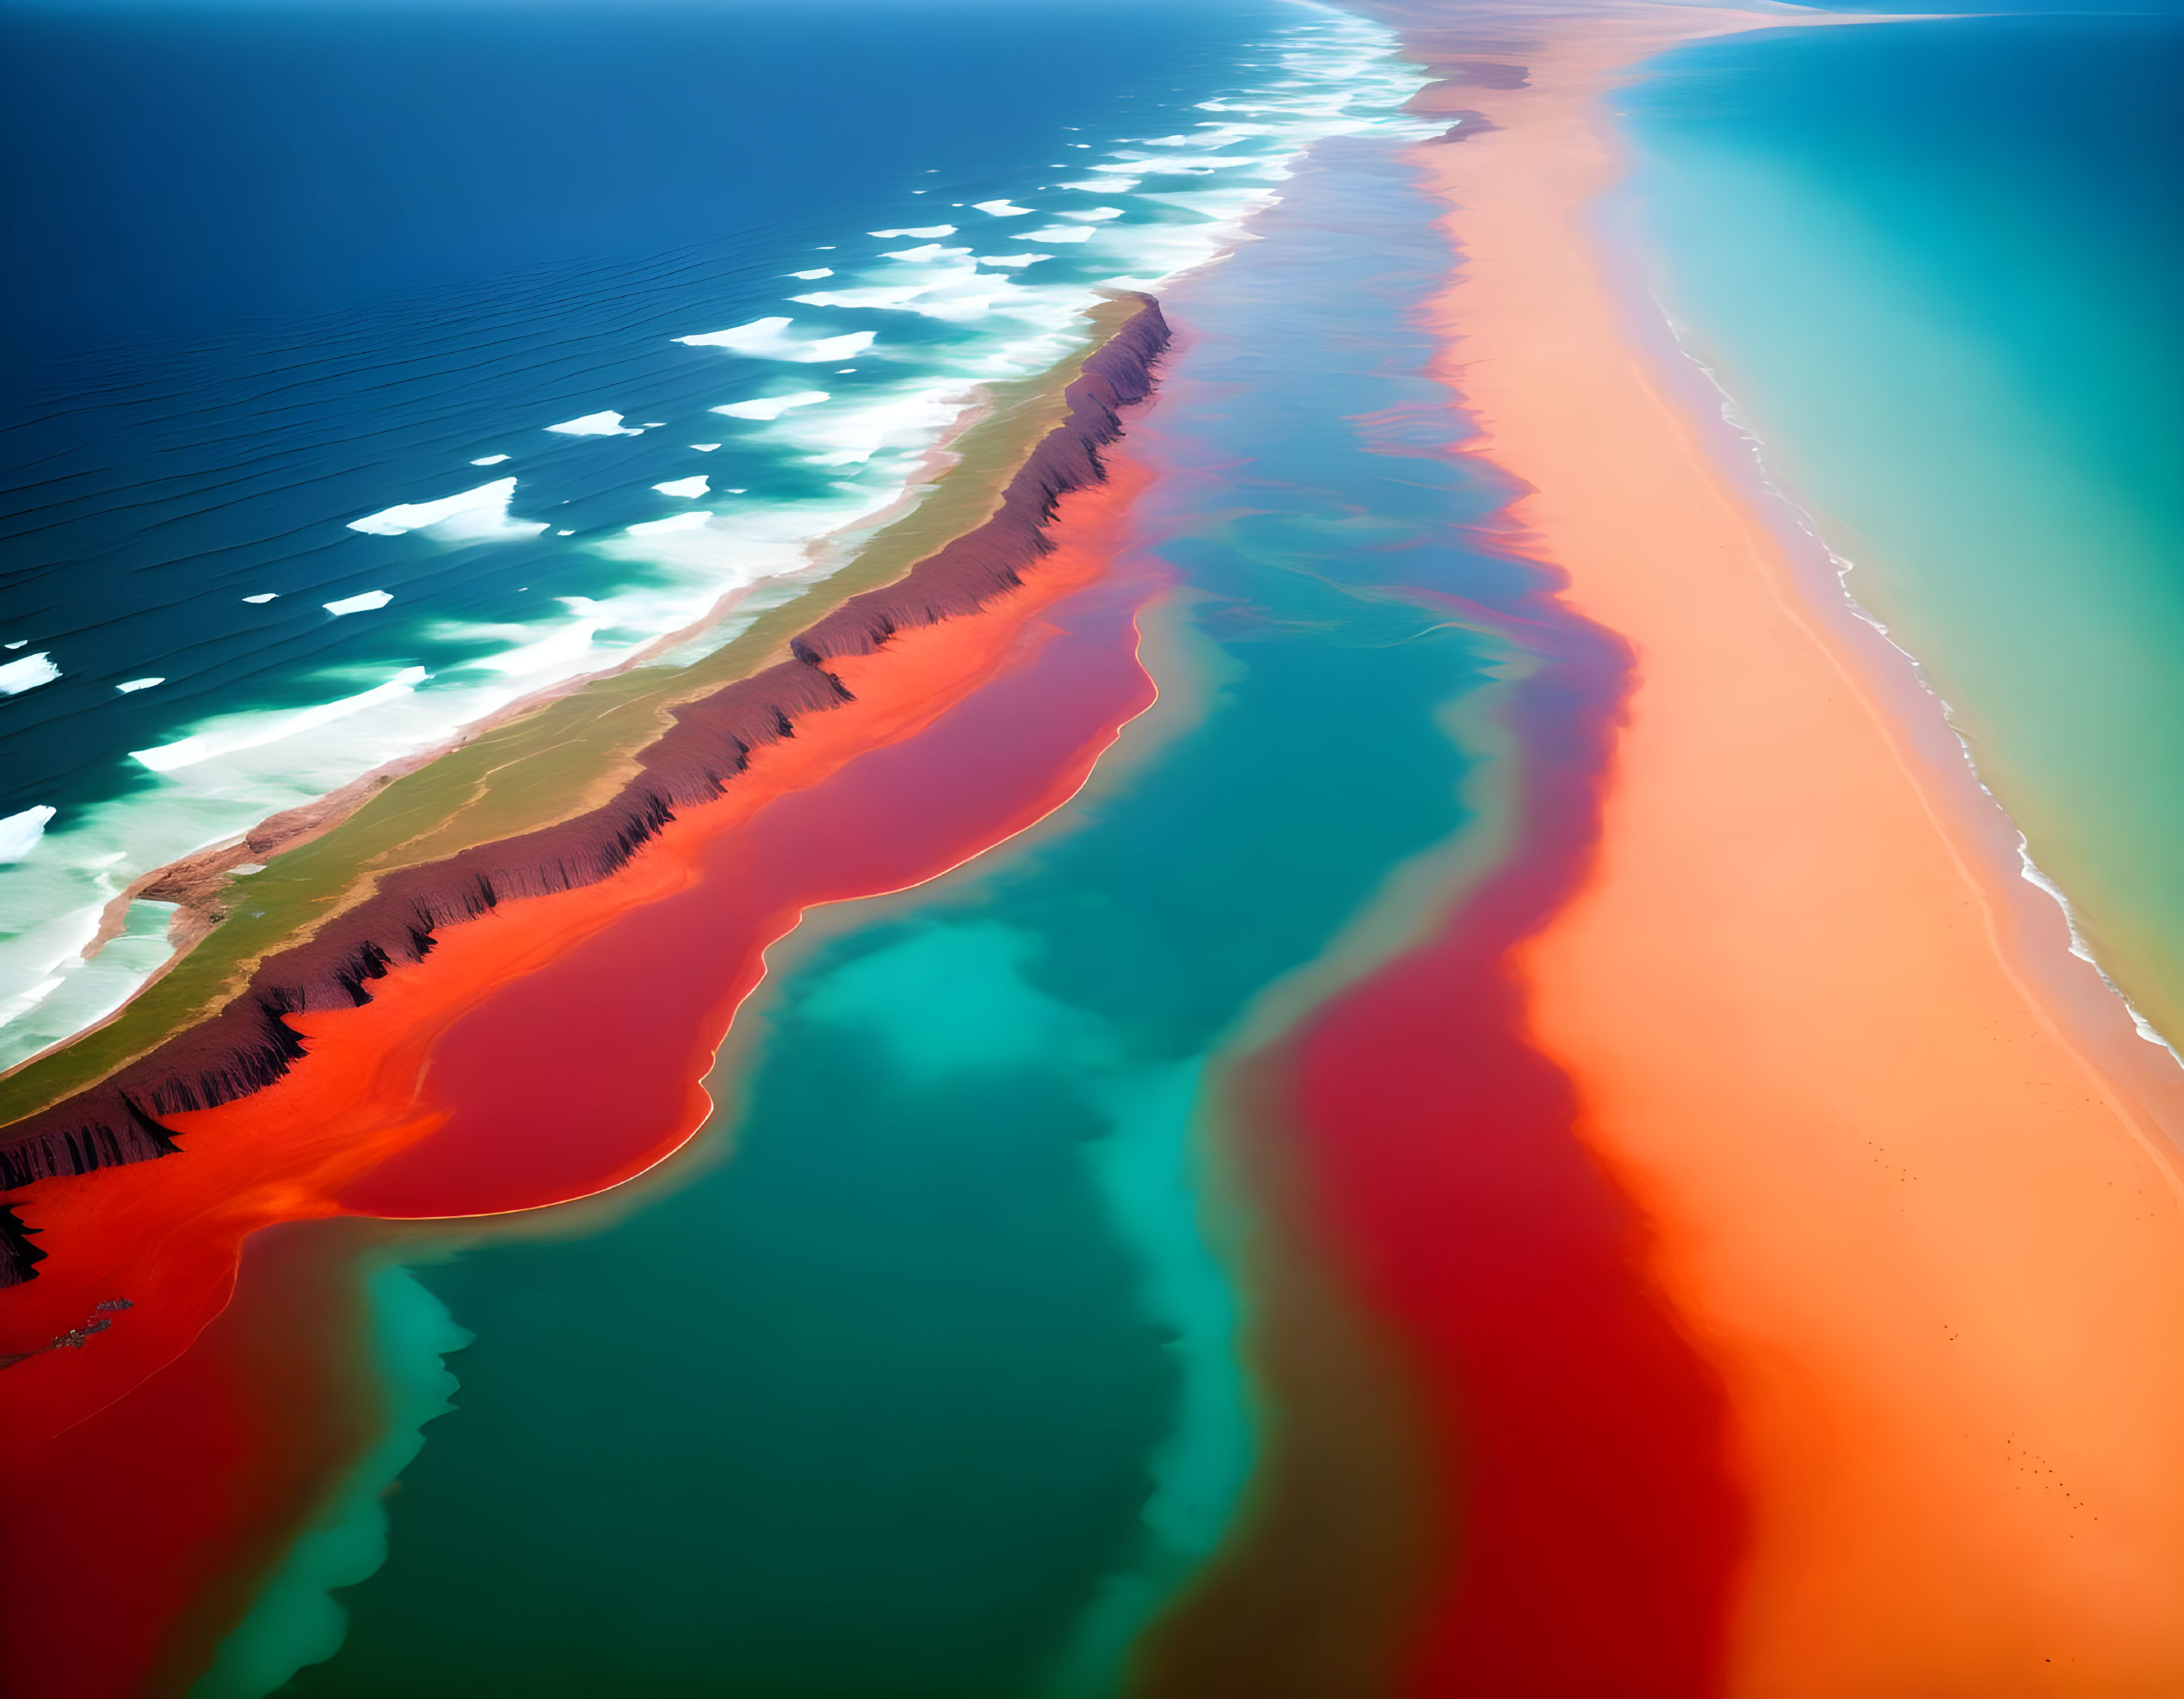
<box><xmin>0</xmin><ymin>463</ymin><xmax>1162</xmax><ymax>1699</ymax></box>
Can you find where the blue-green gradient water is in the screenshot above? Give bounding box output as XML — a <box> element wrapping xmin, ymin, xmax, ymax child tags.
<box><xmin>1621</xmin><ymin>9</ymin><xmax>2184</xmax><ymax>1041</ymax></box>
<box><xmin>239</xmin><ymin>124</ymin><xmax>1540</xmax><ymax>1698</ymax></box>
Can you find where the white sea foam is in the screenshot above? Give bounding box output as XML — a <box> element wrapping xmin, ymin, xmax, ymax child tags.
<box><xmin>0</xmin><ymin>806</ymin><xmax>55</xmax><ymax>862</ymax></box>
<box><xmin>712</xmin><ymin>390</ymin><xmax>830</xmax><ymax>421</ymax></box>
<box><xmin>690</xmin><ymin>443</ymin><xmax>721</xmax><ymax>452</ymax></box>
<box><xmin>347</xmin><ymin>479</ymin><xmax>546</xmax><ymax>541</ymax></box>
<box><xmin>787</xmin><ymin>268</ymin><xmax>834</xmax><ymax>280</ymax></box>
<box><xmin>1021</xmin><ymin>226</ymin><xmax>1097</xmax><ymax>244</ymax></box>
<box><xmin>546</xmin><ymin>411</ymin><xmax>643</xmax><ymax>436</ymax></box>
<box><xmin>470</xmin><ymin>454</ymin><xmax>511</xmax><ymax>466</ymax></box>
<box><xmin>0</xmin><ymin>889</ymin><xmax>176</xmax><ymax>1060</ymax></box>
<box><xmin>976</xmin><ymin>254</ymin><xmax>1052</xmax><ymax>269</ymax></box>
<box><xmin>676</xmin><ymin>318</ymin><xmax>877</xmax><ymax>362</ymax></box>
<box><xmin>595</xmin><ymin>493</ymin><xmax>863</xmax><ymax>587</ymax></box>
<box><xmin>653</xmin><ymin>476</ymin><xmax>711</xmax><ymax>498</ymax></box>
<box><xmin>243</xmin><ymin>593</ymin><xmax>279</xmax><ymax>603</ymax></box>
<box><xmin>132</xmin><ymin>667</ymin><xmax>431</xmax><ymax>773</ymax></box>
<box><xmin>115</xmin><ymin>677</ymin><xmax>163</xmax><ymax>694</ymax></box>
<box><xmin>737</xmin><ymin>384</ymin><xmax>973</xmax><ymax>475</ymax></box>
<box><xmin>791</xmin><ymin>275</ymin><xmax>965</xmax><ymax>310</ymax></box>
<box><xmin>323</xmin><ymin>590</ymin><xmax>394</xmax><ymax>616</ymax></box>
<box><xmin>626</xmin><ymin>511</ymin><xmax>714</xmax><ymax>537</ymax></box>
<box><xmin>440</xmin><ymin>598</ymin><xmax>612</xmax><ymax>678</ymax></box>
<box><xmin>1058</xmin><ymin>207</ymin><xmax>1126</xmax><ymax>221</ymax></box>
<box><xmin>0</xmin><ymin>652</ymin><xmax>60</xmax><ymax>695</ymax></box>
<box><xmin>867</xmin><ymin>224</ymin><xmax>956</xmax><ymax>238</ymax></box>
<box><xmin>972</xmin><ymin>200</ymin><xmax>1034</xmax><ymax>217</ymax></box>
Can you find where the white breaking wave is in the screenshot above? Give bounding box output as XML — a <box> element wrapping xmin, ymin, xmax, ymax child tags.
<box><xmin>0</xmin><ymin>806</ymin><xmax>55</xmax><ymax>863</ymax></box>
<box><xmin>625</xmin><ymin>511</ymin><xmax>715</xmax><ymax>536</ymax></box>
<box><xmin>348</xmin><ymin>479</ymin><xmax>546</xmax><ymax>541</ymax></box>
<box><xmin>711</xmin><ymin>391</ymin><xmax>830</xmax><ymax>422</ymax></box>
<box><xmin>675</xmin><ymin>318</ymin><xmax>877</xmax><ymax>362</ymax></box>
<box><xmin>324</xmin><ymin>590</ymin><xmax>394</xmax><ymax>616</ymax></box>
<box><xmin>0</xmin><ymin>652</ymin><xmax>61</xmax><ymax>695</ymax></box>
<box><xmin>546</xmin><ymin>411</ymin><xmax>645</xmax><ymax>436</ymax></box>
<box><xmin>131</xmin><ymin>667</ymin><xmax>432</xmax><ymax>774</ymax></box>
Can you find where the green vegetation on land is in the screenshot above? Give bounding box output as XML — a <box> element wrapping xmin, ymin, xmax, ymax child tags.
<box><xmin>0</xmin><ymin>300</ymin><xmax>1140</xmax><ymax>1130</ymax></box>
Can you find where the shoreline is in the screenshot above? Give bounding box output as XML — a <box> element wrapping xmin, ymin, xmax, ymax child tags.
<box><xmin>1365</xmin><ymin>0</ymin><xmax>2184</xmax><ymax>1687</ymax></box>
<box><xmin>40</xmin><ymin>368</ymin><xmax>1013</xmax><ymax>1036</ymax></box>
<box><xmin>0</xmin><ymin>298</ymin><xmax>1168</xmax><ymax>1274</ymax></box>
<box><xmin>1588</xmin><ymin>166</ymin><xmax>2184</xmax><ymax>1127</ymax></box>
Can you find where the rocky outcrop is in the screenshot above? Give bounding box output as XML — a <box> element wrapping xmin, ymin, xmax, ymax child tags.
<box><xmin>0</xmin><ymin>295</ymin><xmax>1169</xmax><ymax>1281</ymax></box>
<box><xmin>1433</xmin><ymin>112</ymin><xmax>1503</xmax><ymax>144</ymax></box>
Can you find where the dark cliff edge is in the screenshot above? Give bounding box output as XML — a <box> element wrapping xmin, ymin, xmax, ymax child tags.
<box><xmin>0</xmin><ymin>295</ymin><xmax>1169</xmax><ymax>1284</ymax></box>
<box><xmin>1432</xmin><ymin>112</ymin><xmax>1502</xmax><ymax>144</ymax></box>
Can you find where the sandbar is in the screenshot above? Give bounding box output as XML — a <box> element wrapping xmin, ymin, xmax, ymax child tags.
<box><xmin>1382</xmin><ymin>1</ymin><xmax>2184</xmax><ymax>1688</ymax></box>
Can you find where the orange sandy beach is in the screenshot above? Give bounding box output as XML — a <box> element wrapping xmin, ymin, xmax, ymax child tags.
<box><xmin>1390</xmin><ymin>2</ymin><xmax>2184</xmax><ymax>1690</ymax></box>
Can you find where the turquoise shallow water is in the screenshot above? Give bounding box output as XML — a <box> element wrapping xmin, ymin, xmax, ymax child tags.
<box><xmin>194</xmin><ymin>1268</ymin><xmax>471</xmax><ymax>1699</ymax></box>
<box><xmin>1620</xmin><ymin>12</ymin><xmax>2184</xmax><ymax>1040</ymax></box>
<box><xmin>231</xmin><ymin>126</ymin><xmax>1533</xmax><ymax>1697</ymax></box>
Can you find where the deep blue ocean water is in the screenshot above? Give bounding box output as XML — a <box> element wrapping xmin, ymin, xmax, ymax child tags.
<box><xmin>0</xmin><ymin>0</ymin><xmax>1422</xmax><ymax>1066</ymax></box>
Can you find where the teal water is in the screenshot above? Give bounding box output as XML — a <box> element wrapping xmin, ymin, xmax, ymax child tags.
<box><xmin>194</xmin><ymin>1267</ymin><xmax>472</xmax><ymax>1699</ymax></box>
<box><xmin>254</xmin><ymin>129</ymin><xmax>1536</xmax><ymax>1698</ymax></box>
<box><xmin>1620</xmin><ymin>13</ymin><xmax>2184</xmax><ymax>1041</ymax></box>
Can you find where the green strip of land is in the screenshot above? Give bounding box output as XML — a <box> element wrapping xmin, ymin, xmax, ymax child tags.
<box><xmin>0</xmin><ymin>300</ymin><xmax>1138</xmax><ymax>1130</ymax></box>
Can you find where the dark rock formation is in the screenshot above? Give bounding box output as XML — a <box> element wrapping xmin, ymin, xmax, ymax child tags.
<box><xmin>1433</xmin><ymin>111</ymin><xmax>1503</xmax><ymax>144</ymax></box>
<box><xmin>0</xmin><ymin>296</ymin><xmax>1168</xmax><ymax>1276</ymax></box>
<box><xmin>792</xmin><ymin>298</ymin><xmax>1169</xmax><ymax>665</ymax></box>
<box><xmin>0</xmin><ymin>1204</ymin><xmax>44</xmax><ymax>1288</ymax></box>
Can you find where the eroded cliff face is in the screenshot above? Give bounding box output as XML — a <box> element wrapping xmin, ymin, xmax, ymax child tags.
<box><xmin>0</xmin><ymin>297</ymin><xmax>1169</xmax><ymax>1283</ymax></box>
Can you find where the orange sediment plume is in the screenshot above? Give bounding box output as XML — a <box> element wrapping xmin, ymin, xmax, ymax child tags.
<box><xmin>0</xmin><ymin>460</ymin><xmax>1163</xmax><ymax>1699</ymax></box>
<box><xmin>1388</xmin><ymin>3</ymin><xmax>2184</xmax><ymax>1690</ymax></box>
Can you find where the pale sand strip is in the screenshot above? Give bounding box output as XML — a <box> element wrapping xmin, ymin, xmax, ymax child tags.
<box><xmin>1389</xmin><ymin>3</ymin><xmax>2184</xmax><ymax>1690</ymax></box>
